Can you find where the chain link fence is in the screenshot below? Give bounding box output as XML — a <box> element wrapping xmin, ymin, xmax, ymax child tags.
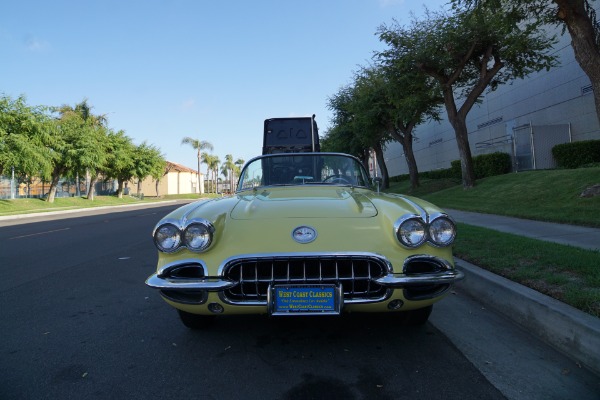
<box><xmin>0</xmin><ymin>175</ymin><xmax>117</xmax><ymax>200</ymax></box>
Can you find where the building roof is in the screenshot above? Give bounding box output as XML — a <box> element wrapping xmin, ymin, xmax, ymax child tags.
<box><xmin>165</xmin><ymin>161</ymin><xmax>198</xmax><ymax>174</ymax></box>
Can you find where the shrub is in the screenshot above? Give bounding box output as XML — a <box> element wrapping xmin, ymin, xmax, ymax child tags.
<box><xmin>451</xmin><ymin>152</ymin><xmax>511</xmax><ymax>179</ymax></box>
<box><xmin>552</xmin><ymin>140</ymin><xmax>600</xmax><ymax>169</ymax></box>
<box><xmin>389</xmin><ymin>152</ymin><xmax>512</xmax><ymax>183</ymax></box>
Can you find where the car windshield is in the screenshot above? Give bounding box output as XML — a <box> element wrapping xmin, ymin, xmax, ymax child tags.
<box><xmin>237</xmin><ymin>153</ymin><xmax>371</xmax><ymax>191</ymax></box>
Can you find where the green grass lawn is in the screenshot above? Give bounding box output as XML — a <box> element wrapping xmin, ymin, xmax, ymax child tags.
<box><xmin>388</xmin><ymin>167</ymin><xmax>600</xmax><ymax>227</ymax></box>
<box><xmin>455</xmin><ymin>224</ymin><xmax>600</xmax><ymax>317</ymax></box>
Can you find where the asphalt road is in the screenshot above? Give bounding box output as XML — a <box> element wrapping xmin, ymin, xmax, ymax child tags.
<box><xmin>0</xmin><ymin>205</ymin><xmax>597</xmax><ymax>400</ymax></box>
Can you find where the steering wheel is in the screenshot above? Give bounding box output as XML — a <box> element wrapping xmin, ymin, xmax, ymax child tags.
<box><xmin>323</xmin><ymin>175</ymin><xmax>351</xmax><ymax>185</ymax></box>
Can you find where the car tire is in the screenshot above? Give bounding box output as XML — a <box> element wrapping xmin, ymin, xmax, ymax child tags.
<box><xmin>177</xmin><ymin>310</ymin><xmax>216</xmax><ymax>329</ymax></box>
<box><xmin>401</xmin><ymin>305</ymin><xmax>432</xmax><ymax>326</ymax></box>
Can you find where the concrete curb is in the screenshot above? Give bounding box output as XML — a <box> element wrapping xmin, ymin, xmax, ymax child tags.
<box><xmin>457</xmin><ymin>258</ymin><xmax>600</xmax><ymax>376</ymax></box>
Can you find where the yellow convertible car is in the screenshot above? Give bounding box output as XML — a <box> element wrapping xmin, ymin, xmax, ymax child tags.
<box><xmin>146</xmin><ymin>152</ymin><xmax>463</xmax><ymax>328</ymax></box>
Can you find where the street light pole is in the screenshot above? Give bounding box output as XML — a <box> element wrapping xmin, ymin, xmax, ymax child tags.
<box><xmin>10</xmin><ymin>166</ymin><xmax>15</xmax><ymax>200</ymax></box>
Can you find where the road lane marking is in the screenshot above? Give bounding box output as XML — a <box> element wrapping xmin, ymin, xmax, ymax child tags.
<box><xmin>9</xmin><ymin>227</ymin><xmax>71</xmax><ymax>240</ymax></box>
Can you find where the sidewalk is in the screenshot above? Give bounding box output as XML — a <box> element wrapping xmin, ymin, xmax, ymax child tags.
<box><xmin>447</xmin><ymin>208</ymin><xmax>600</xmax><ymax>251</ymax></box>
<box><xmin>446</xmin><ymin>208</ymin><xmax>600</xmax><ymax>376</ymax></box>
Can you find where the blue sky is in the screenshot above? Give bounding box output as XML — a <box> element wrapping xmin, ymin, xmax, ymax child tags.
<box><xmin>1</xmin><ymin>0</ymin><xmax>447</xmax><ymax>171</ymax></box>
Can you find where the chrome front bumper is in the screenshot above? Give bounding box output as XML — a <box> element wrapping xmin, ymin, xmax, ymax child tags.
<box><xmin>146</xmin><ymin>253</ymin><xmax>464</xmax><ymax>293</ymax></box>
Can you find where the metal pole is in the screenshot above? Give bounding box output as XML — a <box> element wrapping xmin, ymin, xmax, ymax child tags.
<box><xmin>10</xmin><ymin>166</ymin><xmax>15</xmax><ymax>199</ymax></box>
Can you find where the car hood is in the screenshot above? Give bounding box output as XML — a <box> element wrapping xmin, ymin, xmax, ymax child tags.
<box><xmin>230</xmin><ymin>187</ymin><xmax>378</xmax><ymax>220</ymax></box>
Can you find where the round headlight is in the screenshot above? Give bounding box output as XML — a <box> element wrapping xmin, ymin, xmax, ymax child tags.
<box><xmin>396</xmin><ymin>217</ymin><xmax>427</xmax><ymax>248</ymax></box>
<box><xmin>183</xmin><ymin>222</ymin><xmax>213</xmax><ymax>252</ymax></box>
<box><xmin>154</xmin><ymin>223</ymin><xmax>181</xmax><ymax>253</ymax></box>
<box><xmin>429</xmin><ymin>216</ymin><xmax>456</xmax><ymax>247</ymax></box>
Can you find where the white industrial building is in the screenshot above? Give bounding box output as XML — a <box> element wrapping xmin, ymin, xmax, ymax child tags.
<box><xmin>383</xmin><ymin>18</ymin><xmax>600</xmax><ymax>176</ymax></box>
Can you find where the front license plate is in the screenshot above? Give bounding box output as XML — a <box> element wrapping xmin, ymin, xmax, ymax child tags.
<box><xmin>270</xmin><ymin>284</ymin><xmax>341</xmax><ymax>316</ymax></box>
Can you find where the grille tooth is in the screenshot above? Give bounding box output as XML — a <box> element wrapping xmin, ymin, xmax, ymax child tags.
<box><xmin>222</xmin><ymin>255</ymin><xmax>390</xmax><ymax>304</ymax></box>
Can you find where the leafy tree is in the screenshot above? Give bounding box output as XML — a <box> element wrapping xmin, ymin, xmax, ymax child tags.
<box><xmin>56</xmin><ymin>99</ymin><xmax>109</xmax><ymax>200</ymax></box>
<box><xmin>105</xmin><ymin>130</ymin><xmax>136</xmax><ymax>198</ymax></box>
<box><xmin>132</xmin><ymin>141</ymin><xmax>166</xmax><ymax>197</ymax></box>
<box><xmin>0</xmin><ymin>95</ymin><xmax>53</xmax><ymax>182</ymax></box>
<box><xmin>455</xmin><ymin>0</ymin><xmax>600</xmax><ymax>123</ymax></box>
<box><xmin>378</xmin><ymin>6</ymin><xmax>557</xmax><ymax>187</ymax></box>
<box><xmin>365</xmin><ymin>63</ymin><xmax>443</xmax><ymax>189</ymax></box>
<box><xmin>325</xmin><ymin>80</ymin><xmax>393</xmax><ymax>188</ymax></box>
<box><xmin>181</xmin><ymin>137</ymin><xmax>213</xmax><ymax>193</ymax></box>
<box><xmin>325</xmin><ymin>85</ymin><xmax>372</xmax><ymax>164</ymax></box>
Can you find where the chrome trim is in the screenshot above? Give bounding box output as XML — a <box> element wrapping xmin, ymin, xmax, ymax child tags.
<box><xmin>236</xmin><ymin>152</ymin><xmax>371</xmax><ymax>192</ymax></box>
<box><xmin>393</xmin><ymin>213</ymin><xmax>457</xmax><ymax>249</ymax></box>
<box><xmin>146</xmin><ymin>253</ymin><xmax>464</xmax><ymax>305</ymax></box>
<box><xmin>146</xmin><ymin>274</ymin><xmax>236</xmax><ymax>291</ymax></box>
<box><xmin>291</xmin><ymin>226</ymin><xmax>318</xmax><ymax>244</ymax></box>
<box><xmin>427</xmin><ymin>214</ymin><xmax>457</xmax><ymax>248</ymax></box>
<box><xmin>152</xmin><ymin>218</ymin><xmax>215</xmax><ymax>254</ymax></box>
<box><xmin>156</xmin><ymin>259</ymin><xmax>208</xmax><ymax>277</ymax></box>
<box><xmin>216</xmin><ymin>251</ymin><xmax>393</xmax><ymax>275</ymax></box>
<box><xmin>380</xmin><ymin>254</ymin><xmax>463</xmax><ymax>287</ymax></box>
<box><xmin>396</xmin><ymin>195</ymin><xmax>428</xmax><ymax>222</ymax></box>
<box><xmin>375</xmin><ymin>270</ymin><xmax>464</xmax><ymax>287</ymax></box>
<box><xmin>152</xmin><ymin>221</ymin><xmax>182</xmax><ymax>253</ymax></box>
<box><xmin>217</xmin><ymin>252</ymin><xmax>394</xmax><ymax>306</ymax></box>
<box><xmin>182</xmin><ymin>219</ymin><xmax>215</xmax><ymax>252</ymax></box>
<box><xmin>146</xmin><ymin>259</ymin><xmax>235</xmax><ymax>291</ymax></box>
<box><xmin>393</xmin><ymin>214</ymin><xmax>427</xmax><ymax>248</ymax></box>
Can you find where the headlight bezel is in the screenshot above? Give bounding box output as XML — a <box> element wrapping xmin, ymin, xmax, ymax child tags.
<box><xmin>394</xmin><ymin>214</ymin><xmax>428</xmax><ymax>248</ymax></box>
<box><xmin>153</xmin><ymin>218</ymin><xmax>215</xmax><ymax>253</ymax></box>
<box><xmin>153</xmin><ymin>222</ymin><xmax>182</xmax><ymax>253</ymax></box>
<box><xmin>182</xmin><ymin>219</ymin><xmax>214</xmax><ymax>252</ymax></box>
<box><xmin>394</xmin><ymin>213</ymin><xmax>456</xmax><ymax>249</ymax></box>
<box><xmin>428</xmin><ymin>214</ymin><xmax>457</xmax><ymax>248</ymax></box>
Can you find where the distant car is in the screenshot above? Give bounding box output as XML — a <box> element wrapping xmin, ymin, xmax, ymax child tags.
<box><xmin>146</xmin><ymin>152</ymin><xmax>463</xmax><ymax>328</ymax></box>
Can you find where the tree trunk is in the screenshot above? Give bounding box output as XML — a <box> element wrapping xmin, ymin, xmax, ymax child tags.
<box><xmin>46</xmin><ymin>173</ymin><xmax>60</xmax><ymax>203</ymax></box>
<box><xmin>373</xmin><ymin>142</ymin><xmax>390</xmax><ymax>189</ymax></box>
<box><xmin>451</xmin><ymin>116</ymin><xmax>476</xmax><ymax>188</ymax></box>
<box><xmin>390</xmin><ymin>126</ymin><xmax>420</xmax><ymax>190</ymax></box>
<box><xmin>87</xmin><ymin>176</ymin><xmax>98</xmax><ymax>201</ymax></box>
<box><xmin>117</xmin><ymin>179</ymin><xmax>125</xmax><ymax>198</ymax></box>
<box><xmin>556</xmin><ymin>0</ymin><xmax>600</xmax><ymax>124</ymax></box>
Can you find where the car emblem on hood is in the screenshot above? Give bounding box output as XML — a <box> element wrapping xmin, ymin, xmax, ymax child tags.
<box><xmin>292</xmin><ymin>226</ymin><xmax>317</xmax><ymax>244</ymax></box>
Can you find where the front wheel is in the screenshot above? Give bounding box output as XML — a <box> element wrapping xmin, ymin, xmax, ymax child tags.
<box><xmin>177</xmin><ymin>310</ymin><xmax>216</xmax><ymax>329</ymax></box>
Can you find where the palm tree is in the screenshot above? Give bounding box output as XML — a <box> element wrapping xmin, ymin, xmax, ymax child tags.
<box><xmin>202</xmin><ymin>153</ymin><xmax>219</xmax><ymax>193</ymax></box>
<box><xmin>201</xmin><ymin>152</ymin><xmax>212</xmax><ymax>193</ymax></box>
<box><xmin>220</xmin><ymin>163</ymin><xmax>229</xmax><ymax>193</ymax></box>
<box><xmin>235</xmin><ymin>158</ymin><xmax>245</xmax><ymax>170</ymax></box>
<box><xmin>223</xmin><ymin>154</ymin><xmax>236</xmax><ymax>193</ymax></box>
<box><xmin>210</xmin><ymin>156</ymin><xmax>220</xmax><ymax>193</ymax></box>
<box><xmin>181</xmin><ymin>137</ymin><xmax>213</xmax><ymax>194</ymax></box>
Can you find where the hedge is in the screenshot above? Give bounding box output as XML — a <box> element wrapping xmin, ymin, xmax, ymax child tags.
<box><xmin>552</xmin><ymin>140</ymin><xmax>600</xmax><ymax>169</ymax></box>
<box><xmin>390</xmin><ymin>152</ymin><xmax>512</xmax><ymax>182</ymax></box>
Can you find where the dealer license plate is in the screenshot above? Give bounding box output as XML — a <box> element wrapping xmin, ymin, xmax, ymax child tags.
<box><xmin>270</xmin><ymin>284</ymin><xmax>342</xmax><ymax>316</ymax></box>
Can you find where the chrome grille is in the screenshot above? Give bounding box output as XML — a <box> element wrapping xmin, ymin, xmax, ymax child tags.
<box><xmin>221</xmin><ymin>254</ymin><xmax>390</xmax><ymax>304</ymax></box>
